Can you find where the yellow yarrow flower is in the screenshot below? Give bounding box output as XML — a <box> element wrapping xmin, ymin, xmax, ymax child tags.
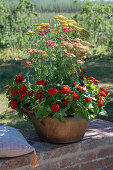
<box><xmin>54</xmin><ymin>15</ymin><xmax>68</xmax><ymax>21</ymax></box>
<box><xmin>26</xmin><ymin>32</ymin><xmax>30</xmax><ymax>35</ymax></box>
<box><xmin>33</xmin><ymin>24</ymin><xmax>39</xmax><ymax>26</ymax></box>
<box><xmin>68</xmin><ymin>20</ymin><xmax>77</xmax><ymax>25</ymax></box>
<box><xmin>35</xmin><ymin>26</ymin><xmax>42</xmax><ymax>31</ymax></box>
<box><xmin>26</xmin><ymin>31</ymin><xmax>35</xmax><ymax>35</ymax></box>
<box><xmin>40</xmin><ymin>23</ymin><xmax>49</xmax><ymax>26</ymax></box>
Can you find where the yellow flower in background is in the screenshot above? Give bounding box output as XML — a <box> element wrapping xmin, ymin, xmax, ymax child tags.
<box><xmin>40</xmin><ymin>23</ymin><xmax>49</xmax><ymax>26</ymax></box>
<box><xmin>26</xmin><ymin>32</ymin><xmax>30</xmax><ymax>35</ymax></box>
<box><xmin>33</xmin><ymin>24</ymin><xmax>39</xmax><ymax>26</ymax></box>
<box><xmin>25</xmin><ymin>31</ymin><xmax>35</xmax><ymax>35</ymax></box>
<box><xmin>68</xmin><ymin>23</ymin><xmax>76</xmax><ymax>28</ymax></box>
<box><xmin>58</xmin><ymin>20</ymin><xmax>67</xmax><ymax>24</ymax></box>
<box><xmin>68</xmin><ymin>20</ymin><xmax>77</xmax><ymax>25</ymax></box>
<box><xmin>35</xmin><ymin>26</ymin><xmax>42</xmax><ymax>31</ymax></box>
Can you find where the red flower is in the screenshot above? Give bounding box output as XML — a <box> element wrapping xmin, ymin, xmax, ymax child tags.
<box><xmin>11</xmin><ymin>88</ymin><xmax>18</xmax><ymax>96</ymax></box>
<box><xmin>94</xmin><ymin>80</ymin><xmax>100</xmax><ymax>84</ymax></box>
<box><xmin>98</xmin><ymin>96</ymin><xmax>104</xmax><ymax>106</ymax></box>
<box><xmin>15</xmin><ymin>75</ymin><xmax>24</xmax><ymax>84</ymax></box>
<box><xmin>89</xmin><ymin>76</ymin><xmax>95</xmax><ymax>81</ymax></box>
<box><xmin>80</xmin><ymin>74</ymin><xmax>86</xmax><ymax>80</ymax></box>
<box><xmin>28</xmin><ymin>91</ymin><xmax>35</xmax><ymax>97</ymax></box>
<box><xmin>36</xmin><ymin>79</ymin><xmax>46</xmax><ymax>85</ymax></box>
<box><xmin>99</xmin><ymin>88</ymin><xmax>108</xmax><ymax>97</ymax></box>
<box><xmin>10</xmin><ymin>100</ymin><xmax>17</xmax><ymax>109</ymax></box>
<box><xmin>85</xmin><ymin>97</ymin><xmax>92</xmax><ymax>102</ymax></box>
<box><xmin>77</xmin><ymin>86</ymin><xmax>85</xmax><ymax>93</ymax></box>
<box><xmin>19</xmin><ymin>95</ymin><xmax>24</xmax><ymax>101</ymax></box>
<box><xmin>48</xmin><ymin>88</ymin><xmax>57</xmax><ymax>95</ymax></box>
<box><xmin>35</xmin><ymin>92</ymin><xmax>44</xmax><ymax>101</ymax></box>
<box><xmin>61</xmin><ymin>27</ymin><xmax>74</xmax><ymax>32</ymax></box>
<box><xmin>19</xmin><ymin>86</ymin><xmax>27</xmax><ymax>95</ymax></box>
<box><xmin>73</xmin><ymin>93</ymin><xmax>80</xmax><ymax>100</ymax></box>
<box><xmin>5</xmin><ymin>84</ymin><xmax>9</xmax><ymax>89</ymax></box>
<box><xmin>99</xmin><ymin>91</ymin><xmax>107</xmax><ymax>97</ymax></box>
<box><xmin>38</xmin><ymin>30</ymin><xmax>48</xmax><ymax>35</ymax></box>
<box><xmin>64</xmin><ymin>98</ymin><xmax>69</xmax><ymax>106</ymax></box>
<box><xmin>89</xmin><ymin>80</ymin><xmax>94</xmax><ymax>83</ymax></box>
<box><xmin>50</xmin><ymin>103</ymin><xmax>59</xmax><ymax>112</ymax></box>
<box><xmin>80</xmin><ymin>68</ymin><xmax>87</xmax><ymax>74</ymax></box>
<box><xmin>22</xmin><ymin>107</ymin><xmax>30</xmax><ymax>114</ymax></box>
<box><xmin>60</xmin><ymin>86</ymin><xmax>71</xmax><ymax>95</ymax></box>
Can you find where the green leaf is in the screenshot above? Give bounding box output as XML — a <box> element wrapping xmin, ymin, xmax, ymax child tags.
<box><xmin>74</xmin><ymin>114</ymin><xmax>81</xmax><ymax>121</ymax></box>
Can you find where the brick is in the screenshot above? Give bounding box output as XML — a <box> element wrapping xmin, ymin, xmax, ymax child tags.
<box><xmin>61</xmin><ymin>152</ymin><xmax>96</xmax><ymax>168</ymax></box>
<box><xmin>42</xmin><ymin>143</ymin><xmax>79</xmax><ymax>160</ymax></box>
<box><xmin>33</xmin><ymin>161</ymin><xmax>61</xmax><ymax>170</ymax></box>
<box><xmin>81</xmin><ymin>137</ymin><xmax>113</xmax><ymax>152</ymax></box>
<box><xmin>0</xmin><ymin>152</ymin><xmax>40</xmax><ymax>170</ymax></box>
<box><xmin>63</xmin><ymin>165</ymin><xmax>79</xmax><ymax>170</ymax></box>
<box><xmin>97</xmin><ymin>147</ymin><xmax>113</xmax><ymax>158</ymax></box>
<box><xmin>80</xmin><ymin>157</ymin><xmax>113</xmax><ymax>170</ymax></box>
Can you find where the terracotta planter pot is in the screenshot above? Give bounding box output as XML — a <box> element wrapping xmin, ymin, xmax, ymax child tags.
<box><xmin>29</xmin><ymin>113</ymin><xmax>90</xmax><ymax>144</ymax></box>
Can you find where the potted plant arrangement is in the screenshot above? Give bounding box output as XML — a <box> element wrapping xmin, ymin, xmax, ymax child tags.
<box><xmin>5</xmin><ymin>15</ymin><xmax>108</xmax><ymax>143</ymax></box>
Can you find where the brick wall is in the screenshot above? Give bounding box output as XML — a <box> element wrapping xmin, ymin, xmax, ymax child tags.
<box><xmin>0</xmin><ymin>119</ymin><xmax>113</xmax><ymax>170</ymax></box>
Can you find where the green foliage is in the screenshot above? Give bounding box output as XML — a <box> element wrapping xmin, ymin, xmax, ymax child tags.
<box><xmin>73</xmin><ymin>1</ymin><xmax>113</xmax><ymax>56</ymax></box>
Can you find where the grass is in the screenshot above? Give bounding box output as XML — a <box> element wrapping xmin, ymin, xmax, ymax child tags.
<box><xmin>0</xmin><ymin>57</ymin><xmax>113</xmax><ymax>131</ymax></box>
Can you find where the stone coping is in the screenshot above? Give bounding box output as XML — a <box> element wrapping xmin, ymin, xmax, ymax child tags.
<box><xmin>0</xmin><ymin>119</ymin><xmax>113</xmax><ymax>170</ymax></box>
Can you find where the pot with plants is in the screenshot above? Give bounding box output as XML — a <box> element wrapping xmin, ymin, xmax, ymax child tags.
<box><xmin>5</xmin><ymin>15</ymin><xmax>108</xmax><ymax>143</ymax></box>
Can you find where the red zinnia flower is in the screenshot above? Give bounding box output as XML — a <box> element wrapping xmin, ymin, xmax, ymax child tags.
<box><xmin>10</xmin><ymin>100</ymin><xmax>17</xmax><ymax>109</ymax></box>
<box><xmin>89</xmin><ymin>80</ymin><xmax>94</xmax><ymax>83</ymax></box>
<box><xmin>50</xmin><ymin>103</ymin><xmax>59</xmax><ymax>112</ymax></box>
<box><xmin>98</xmin><ymin>96</ymin><xmax>104</xmax><ymax>106</ymax></box>
<box><xmin>28</xmin><ymin>91</ymin><xmax>35</xmax><ymax>97</ymax></box>
<box><xmin>35</xmin><ymin>92</ymin><xmax>44</xmax><ymax>101</ymax></box>
<box><xmin>15</xmin><ymin>75</ymin><xmax>24</xmax><ymax>84</ymax></box>
<box><xmin>5</xmin><ymin>84</ymin><xmax>9</xmax><ymax>89</ymax></box>
<box><xmin>85</xmin><ymin>97</ymin><xmax>92</xmax><ymax>102</ymax></box>
<box><xmin>19</xmin><ymin>86</ymin><xmax>27</xmax><ymax>95</ymax></box>
<box><xmin>73</xmin><ymin>93</ymin><xmax>80</xmax><ymax>100</ymax></box>
<box><xmin>11</xmin><ymin>88</ymin><xmax>18</xmax><ymax>96</ymax></box>
<box><xmin>80</xmin><ymin>74</ymin><xmax>86</xmax><ymax>80</ymax></box>
<box><xmin>36</xmin><ymin>79</ymin><xmax>46</xmax><ymax>85</ymax></box>
<box><xmin>80</xmin><ymin>68</ymin><xmax>87</xmax><ymax>74</ymax></box>
<box><xmin>64</xmin><ymin>98</ymin><xmax>69</xmax><ymax>106</ymax></box>
<box><xmin>19</xmin><ymin>95</ymin><xmax>24</xmax><ymax>101</ymax></box>
<box><xmin>94</xmin><ymin>80</ymin><xmax>100</xmax><ymax>84</ymax></box>
<box><xmin>99</xmin><ymin>91</ymin><xmax>107</xmax><ymax>97</ymax></box>
<box><xmin>77</xmin><ymin>86</ymin><xmax>85</xmax><ymax>93</ymax></box>
<box><xmin>60</xmin><ymin>86</ymin><xmax>71</xmax><ymax>95</ymax></box>
<box><xmin>22</xmin><ymin>107</ymin><xmax>30</xmax><ymax>114</ymax></box>
<box><xmin>99</xmin><ymin>88</ymin><xmax>108</xmax><ymax>97</ymax></box>
<box><xmin>89</xmin><ymin>76</ymin><xmax>95</xmax><ymax>81</ymax></box>
<box><xmin>48</xmin><ymin>88</ymin><xmax>57</xmax><ymax>95</ymax></box>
